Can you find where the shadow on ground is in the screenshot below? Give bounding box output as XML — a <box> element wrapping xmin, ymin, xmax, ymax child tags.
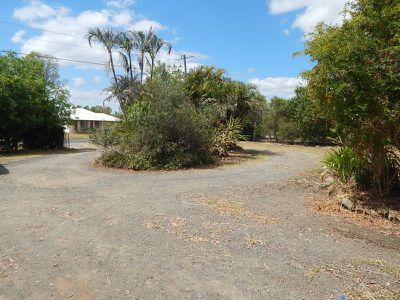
<box><xmin>63</xmin><ymin>148</ymin><xmax>97</xmax><ymax>154</ymax></box>
<box><xmin>0</xmin><ymin>165</ymin><xmax>9</xmax><ymax>175</ymax></box>
<box><xmin>242</xmin><ymin>148</ymin><xmax>280</xmax><ymax>157</ymax></box>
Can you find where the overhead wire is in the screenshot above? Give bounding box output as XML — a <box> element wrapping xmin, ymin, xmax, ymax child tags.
<box><xmin>0</xmin><ymin>50</ymin><xmax>115</xmax><ymax>67</ymax></box>
<box><xmin>0</xmin><ymin>20</ymin><xmax>297</xmax><ymax>94</ymax></box>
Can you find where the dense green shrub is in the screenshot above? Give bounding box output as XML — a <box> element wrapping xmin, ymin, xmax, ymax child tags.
<box><xmin>262</xmin><ymin>90</ymin><xmax>335</xmax><ymax>145</ymax></box>
<box><xmin>90</xmin><ymin>126</ymin><xmax>119</xmax><ymax>148</ymax></box>
<box><xmin>290</xmin><ymin>87</ymin><xmax>334</xmax><ymax>145</ymax></box>
<box><xmin>0</xmin><ymin>52</ymin><xmax>70</xmax><ymax>151</ymax></box>
<box><xmin>97</xmin><ymin>78</ymin><xmax>214</xmax><ymax>170</ymax></box>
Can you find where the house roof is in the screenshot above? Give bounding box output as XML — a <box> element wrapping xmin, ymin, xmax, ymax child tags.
<box><xmin>71</xmin><ymin>108</ymin><xmax>120</xmax><ymax>122</ymax></box>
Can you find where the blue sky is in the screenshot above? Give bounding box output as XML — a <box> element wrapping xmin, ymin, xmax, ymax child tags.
<box><xmin>0</xmin><ymin>0</ymin><xmax>347</xmax><ymax>110</ymax></box>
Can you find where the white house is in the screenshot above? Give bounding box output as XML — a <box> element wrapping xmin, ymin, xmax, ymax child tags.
<box><xmin>66</xmin><ymin>108</ymin><xmax>120</xmax><ymax>134</ymax></box>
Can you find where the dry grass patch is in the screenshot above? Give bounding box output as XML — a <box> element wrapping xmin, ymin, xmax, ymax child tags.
<box><xmin>351</xmin><ymin>259</ymin><xmax>400</xmax><ymax>278</ymax></box>
<box><xmin>144</xmin><ymin>213</ymin><xmax>236</xmax><ymax>244</ymax></box>
<box><xmin>202</xmin><ymin>197</ymin><xmax>270</xmax><ymax>224</ymax></box>
<box><xmin>243</xmin><ymin>237</ymin><xmax>264</xmax><ymax>249</ymax></box>
<box><xmin>69</xmin><ymin>133</ymin><xmax>91</xmax><ymax>140</ymax></box>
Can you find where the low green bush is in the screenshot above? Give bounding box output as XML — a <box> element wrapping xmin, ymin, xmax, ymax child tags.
<box><xmin>213</xmin><ymin>117</ymin><xmax>246</xmax><ymax>156</ymax></box>
<box><xmin>323</xmin><ymin>147</ymin><xmax>369</xmax><ymax>184</ymax></box>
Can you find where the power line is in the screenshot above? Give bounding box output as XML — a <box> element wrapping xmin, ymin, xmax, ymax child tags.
<box><xmin>0</xmin><ymin>19</ymin><xmax>77</xmax><ymax>38</ymax></box>
<box><xmin>0</xmin><ymin>50</ymin><xmax>114</xmax><ymax>67</ymax></box>
<box><xmin>0</xmin><ymin>31</ymin><xmax>95</xmax><ymax>51</ymax></box>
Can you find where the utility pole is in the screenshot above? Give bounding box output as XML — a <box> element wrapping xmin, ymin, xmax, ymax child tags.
<box><xmin>179</xmin><ymin>54</ymin><xmax>195</xmax><ymax>74</ymax></box>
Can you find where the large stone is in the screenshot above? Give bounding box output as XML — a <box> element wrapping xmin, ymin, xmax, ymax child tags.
<box><xmin>339</xmin><ymin>195</ymin><xmax>356</xmax><ymax>211</ymax></box>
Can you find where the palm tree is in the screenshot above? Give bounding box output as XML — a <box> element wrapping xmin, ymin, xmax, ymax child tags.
<box><xmin>103</xmin><ymin>75</ymin><xmax>141</xmax><ymax>112</ymax></box>
<box><xmin>115</xmin><ymin>31</ymin><xmax>136</xmax><ymax>81</ymax></box>
<box><xmin>146</xmin><ymin>34</ymin><xmax>172</xmax><ymax>81</ymax></box>
<box><xmin>87</xmin><ymin>28</ymin><xmax>118</xmax><ymax>86</ymax></box>
<box><xmin>134</xmin><ymin>29</ymin><xmax>155</xmax><ymax>84</ymax></box>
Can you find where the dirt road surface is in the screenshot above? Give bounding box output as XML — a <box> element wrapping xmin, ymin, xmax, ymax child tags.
<box><xmin>1</xmin><ymin>142</ymin><xmax>399</xmax><ymax>299</ymax></box>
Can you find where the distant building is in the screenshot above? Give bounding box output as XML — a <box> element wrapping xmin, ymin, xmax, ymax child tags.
<box><xmin>66</xmin><ymin>108</ymin><xmax>120</xmax><ymax>134</ymax></box>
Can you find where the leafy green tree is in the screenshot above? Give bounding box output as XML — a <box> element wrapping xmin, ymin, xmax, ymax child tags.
<box><xmin>0</xmin><ymin>52</ymin><xmax>70</xmax><ymax>150</ymax></box>
<box><xmin>303</xmin><ymin>0</ymin><xmax>400</xmax><ymax>196</ymax></box>
<box><xmin>263</xmin><ymin>97</ymin><xmax>298</xmax><ymax>143</ymax></box>
<box><xmin>185</xmin><ymin>66</ymin><xmax>226</xmax><ymax>109</ymax></box>
<box><xmin>185</xmin><ymin>66</ymin><xmax>266</xmax><ymax>137</ymax></box>
<box><xmin>89</xmin><ymin>106</ymin><xmax>112</xmax><ymax>115</ymax></box>
<box><xmin>290</xmin><ymin>87</ymin><xmax>334</xmax><ymax>145</ymax></box>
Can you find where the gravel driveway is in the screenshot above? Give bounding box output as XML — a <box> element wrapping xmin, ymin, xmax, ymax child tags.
<box><xmin>0</xmin><ymin>142</ymin><xmax>399</xmax><ymax>299</ymax></box>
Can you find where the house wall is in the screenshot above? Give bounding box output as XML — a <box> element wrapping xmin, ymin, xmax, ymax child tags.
<box><xmin>69</xmin><ymin>120</ymin><xmax>111</xmax><ymax>133</ymax></box>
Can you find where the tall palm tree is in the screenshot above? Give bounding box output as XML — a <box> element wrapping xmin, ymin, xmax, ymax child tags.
<box><xmin>146</xmin><ymin>34</ymin><xmax>172</xmax><ymax>81</ymax></box>
<box><xmin>134</xmin><ymin>29</ymin><xmax>155</xmax><ymax>84</ymax></box>
<box><xmin>87</xmin><ymin>27</ymin><xmax>118</xmax><ymax>88</ymax></box>
<box><xmin>115</xmin><ymin>31</ymin><xmax>136</xmax><ymax>81</ymax></box>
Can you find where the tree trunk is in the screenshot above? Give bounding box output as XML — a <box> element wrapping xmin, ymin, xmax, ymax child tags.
<box><xmin>140</xmin><ymin>52</ymin><xmax>145</xmax><ymax>84</ymax></box>
<box><xmin>150</xmin><ymin>58</ymin><xmax>155</xmax><ymax>81</ymax></box>
<box><xmin>108</xmin><ymin>49</ymin><xmax>118</xmax><ymax>87</ymax></box>
<box><xmin>128</xmin><ymin>50</ymin><xmax>133</xmax><ymax>81</ymax></box>
<box><xmin>108</xmin><ymin>49</ymin><xmax>124</xmax><ymax>113</ymax></box>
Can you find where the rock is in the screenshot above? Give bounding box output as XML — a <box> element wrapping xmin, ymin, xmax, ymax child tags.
<box><xmin>327</xmin><ymin>185</ymin><xmax>336</xmax><ymax>196</ymax></box>
<box><xmin>339</xmin><ymin>195</ymin><xmax>356</xmax><ymax>211</ymax></box>
<box><xmin>325</xmin><ymin>176</ymin><xmax>335</xmax><ymax>184</ymax></box>
<box><xmin>366</xmin><ymin>208</ymin><xmax>379</xmax><ymax>217</ymax></box>
<box><xmin>377</xmin><ymin>208</ymin><xmax>388</xmax><ymax>218</ymax></box>
<box><xmin>387</xmin><ymin>210</ymin><xmax>396</xmax><ymax>221</ymax></box>
<box><xmin>321</xmin><ymin>176</ymin><xmax>335</xmax><ymax>188</ymax></box>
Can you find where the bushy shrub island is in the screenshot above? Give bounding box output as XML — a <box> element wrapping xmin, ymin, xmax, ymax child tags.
<box><xmin>92</xmin><ymin>68</ymin><xmax>256</xmax><ymax>170</ymax></box>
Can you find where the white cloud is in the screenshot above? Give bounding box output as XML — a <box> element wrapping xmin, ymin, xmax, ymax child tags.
<box><xmin>12</xmin><ymin>1</ymin><xmax>169</xmax><ymax>69</ymax></box>
<box><xmin>155</xmin><ymin>50</ymin><xmax>208</xmax><ymax>72</ymax></box>
<box><xmin>249</xmin><ymin>77</ymin><xmax>306</xmax><ymax>99</ymax></box>
<box><xmin>130</xmin><ymin>20</ymin><xmax>166</xmax><ymax>32</ymax></box>
<box><xmin>67</xmin><ymin>86</ymin><xmax>118</xmax><ymax>110</ymax></box>
<box><xmin>12</xmin><ymin>0</ymin><xmax>208</xmax><ymax>112</ymax></box>
<box><xmin>13</xmin><ymin>0</ymin><xmax>68</xmax><ymax>22</ymax></box>
<box><xmin>268</xmin><ymin>0</ymin><xmax>348</xmax><ymax>33</ymax></box>
<box><xmin>282</xmin><ymin>29</ymin><xmax>290</xmax><ymax>36</ymax></box>
<box><xmin>92</xmin><ymin>76</ymin><xmax>102</xmax><ymax>83</ymax></box>
<box><xmin>112</xmin><ymin>11</ymin><xmax>134</xmax><ymax>27</ymax></box>
<box><xmin>105</xmin><ymin>0</ymin><xmax>135</xmax><ymax>8</ymax></box>
<box><xmin>12</xmin><ymin>30</ymin><xmax>26</xmax><ymax>43</ymax></box>
<box><xmin>72</xmin><ymin>77</ymin><xmax>86</xmax><ymax>88</ymax></box>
